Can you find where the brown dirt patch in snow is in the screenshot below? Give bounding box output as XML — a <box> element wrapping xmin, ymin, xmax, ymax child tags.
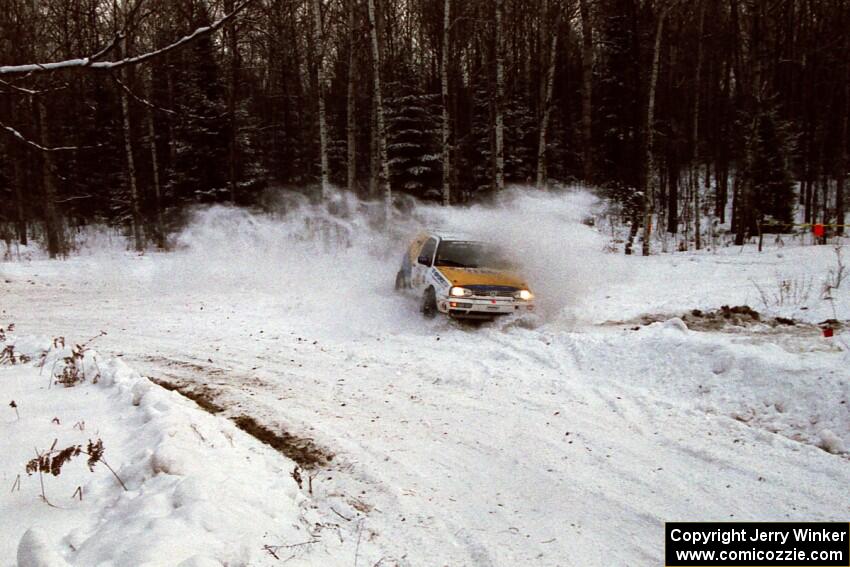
<box><xmin>231</xmin><ymin>415</ymin><xmax>332</xmax><ymax>469</ymax></box>
<box><xmin>608</xmin><ymin>305</ymin><xmax>844</xmax><ymax>335</ymax></box>
<box><xmin>148</xmin><ymin>376</ymin><xmax>333</xmax><ymax>469</ymax></box>
<box><xmin>148</xmin><ymin>377</ymin><xmax>225</xmax><ymax>414</ymax></box>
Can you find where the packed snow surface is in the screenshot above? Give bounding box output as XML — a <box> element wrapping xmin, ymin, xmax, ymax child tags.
<box><xmin>1</xmin><ymin>188</ymin><xmax>848</xmax><ymax>566</ymax></box>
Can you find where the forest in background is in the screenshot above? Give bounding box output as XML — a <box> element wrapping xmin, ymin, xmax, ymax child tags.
<box><xmin>0</xmin><ymin>0</ymin><xmax>848</xmax><ymax>257</ymax></box>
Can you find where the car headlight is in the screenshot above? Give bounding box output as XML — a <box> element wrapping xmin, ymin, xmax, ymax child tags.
<box><xmin>450</xmin><ymin>286</ymin><xmax>473</xmax><ymax>297</ymax></box>
<box><xmin>514</xmin><ymin>289</ymin><xmax>534</xmax><ymax>301</ymax></box>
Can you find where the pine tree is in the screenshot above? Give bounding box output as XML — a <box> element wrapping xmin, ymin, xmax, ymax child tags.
<box><xmin>385</xmin><ymin>74</ymin><xmax>441</xmax><ymax>200</ymax></box>
<box><xmin>740</xmin><ymin>100</ymin><xmax>797</xmax><ymax>233</ymax></box>
<box><xmin>167</xmin><ymin>18</ymin><xmax>229</xmax><ymax>203</ymax></box>
<box><xmin>596</xmin><ymin>0</ymin><xmax>642</xmax><ymax>196</ymax></box>
<box><xmin>504</xmin><ymin>95</ymin><xmax>538</xmax><ymax>184</ymax></box>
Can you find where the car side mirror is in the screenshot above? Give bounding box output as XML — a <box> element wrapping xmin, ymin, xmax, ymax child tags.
<box><xmin>417</xmin><ymin>255</ymin><xmax>431</xmax><ymax>266</ymax></box>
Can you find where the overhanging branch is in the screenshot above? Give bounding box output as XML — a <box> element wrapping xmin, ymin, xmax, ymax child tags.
<box><xmin>1</xmin><ymin>122</ymin><xmax>102</xmax><ymax>152</ymax></box>
<box><xmin>0</xmin><ymin>0</ymin><xmax>255</xmax><ymax>76</ymax></box>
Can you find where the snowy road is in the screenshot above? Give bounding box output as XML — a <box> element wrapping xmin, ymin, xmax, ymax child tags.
<box><xmin>2</xmin><ymin>194</ymin><xmax>848</xmax><ymax>565</ymax></box>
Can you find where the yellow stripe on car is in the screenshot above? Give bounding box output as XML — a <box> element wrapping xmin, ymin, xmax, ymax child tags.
<box><xmin>436</xmin><ymin>266</ymin><xmax>527</xmax><ymax>288</ymax></box>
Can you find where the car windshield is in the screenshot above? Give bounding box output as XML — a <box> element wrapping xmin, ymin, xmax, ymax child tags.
<box><xmin>434</xmin><ymin>241</ymin><xmax>514</xmax><ymax>269</ymax></box>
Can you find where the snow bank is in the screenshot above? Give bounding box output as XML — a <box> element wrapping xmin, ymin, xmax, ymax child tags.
<box><xmin>562</xmin><ymin>322</ymin><xmax>850</xmax><ymax>452</ymax></box>
<box><xmin>818</xmin><ymin>429</ymin><xmax>847</xmax><ymax>455</ymax></box>
<box><xmin>16</xmin><ymin>529</ymin><xmax>70</xmax><ymax>567</ymax></box>
<box><xmin>577</xmin><ymin>240</ymin><xmax>850</xmax><ymax>325</ymax></box>
<box><xmin>0</xmin><ymin>332</ymin><xmax>350</xmax><ymax>566</ymax></box>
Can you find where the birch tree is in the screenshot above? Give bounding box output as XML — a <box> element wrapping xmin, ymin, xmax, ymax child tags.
<box><xmin>440</xmin><ymin>0</ymin><xmax>451</xmax><ymax>205</ymax></box>
<box><xmin>578</xmin><ymin>0</ymin><xmax>593</xmax><ymax>183</ymax></box>
<box><xmin>367</xmin><ymin>0</ymin><xmax>392</xmax><ymax>223</ymax></box>
<box><xmin>640</xmin><ymin>2</ymin><xmax>672</xmax><ymax>256</ymax></box>
<box><xmin>145</xmin><ymin>67</ymin><xmax>165</xmax><ymax>249</ymax></box>
<box><xmin>837</xmin><ymin>5</ymin><xmax>849</xmax><ymax>236</ymax></box>
<box><xmin>536</xmin><ymin>4</ymin><xmax>563</xmax><ymax>191</ymax></box>
<box><xmin>494</xmin><ymin>0</ymin><xmax>505</xmax><ymax>193</ymax></box>
<box><xmin>347</xmin><ymin>0</ymin><xmax>357</xmax><ymax>194</ymax></box>
<box><xmin>312</xmin><ymin>0</ymin><xmax>330</xmax><ymax>199</ymax></box>
<box><xmin>690</xmin><ymin>0</ymin><xmax>705</xmax><ymax>250</ymax></box>
<box><xmin>118</xmin><ymin>35</ymin><xmax>144</xmax><ymax>252</ymax></box>
<box><xmin>225</xmin><ymin>0</ymin><xmax>240</xmax><ymax>203</ymax></box>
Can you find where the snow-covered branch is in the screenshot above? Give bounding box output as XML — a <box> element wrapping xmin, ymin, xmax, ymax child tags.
<box><xmin>0</xmin><ymin>77</ymin><xmax>69</xmax><ymax>96</ymax></box>
<box><xmin>0</xmin><ymin>122</ymin><xmax>101</xmax><ymax>152</ymax></box>
<box><xmin>110</xmin><ymin>74</ymin><xmax>223</xmax><ymax>121</ymax></box>
<box><xmin>0</xmin><ymin>0</ymin><xmax>255</xmax><ymax>76</ymax></box>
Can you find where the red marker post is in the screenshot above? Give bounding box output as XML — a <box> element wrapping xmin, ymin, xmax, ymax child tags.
<box><xmin>812</xmin><ymin>223</ymin><xmax>826</xmax><ymax>245</ymax></box>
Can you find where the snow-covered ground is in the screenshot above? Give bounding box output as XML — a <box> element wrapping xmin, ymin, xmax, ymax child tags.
<box><xmin>1</xmin><ymin>189</ymin><xmax>848</xmax><ymax>566</ymax></box>
<box><xmin>1</xmin><ymin>334</ymin><xmax>363</xmax><ymax>566</ymax></box>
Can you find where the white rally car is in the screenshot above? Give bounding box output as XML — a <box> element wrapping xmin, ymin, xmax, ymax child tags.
<box><xmin>395</xmin><ymin>230</ymin><xmax>536</xmax><ymax>319</ymax></box>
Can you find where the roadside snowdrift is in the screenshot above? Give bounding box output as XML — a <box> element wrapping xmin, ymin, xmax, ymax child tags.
<box><xmin>0</xmin><ymin>331</ymin><xmax>365</xmax><ymax>567</ymax></box>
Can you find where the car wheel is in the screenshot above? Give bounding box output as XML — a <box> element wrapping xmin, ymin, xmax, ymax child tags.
<box><xmin>395</xmin><ymin>270</ymin><xmax>406</xmax><ymax>291</ymax></box>
<box><xmin>421</xmin><ymin>288</ymin><xmax>437</xmax><ymax>319</ymax></box>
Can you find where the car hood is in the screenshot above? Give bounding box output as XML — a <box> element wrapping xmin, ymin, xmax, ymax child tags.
<box><xmin>435</xmin><ymin>266</ymin><xmax>528</xmax><ymax>289</ymax></box>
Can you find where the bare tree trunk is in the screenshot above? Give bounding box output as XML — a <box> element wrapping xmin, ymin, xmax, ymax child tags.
<box><xmin>166</xmin><ymin>57</ymin><xmax>177</xmax><ymax>170</ymax></box>
<box><xmin>579</xmin><ymin>0</ymin><xmax>593</xmax><ymax>183</ymax></box>
<box><xmin>119</xmin><ymin>38</ymin><xmax>143</xmax><ymax>252</ymax></box>
<box><xmin>369</xmin><ymin>100</ymin><xmax>378</xmax><ymax>197</ymax></box>
<box><xmin>804</xmin><ymin>175</ymin><xmax>813</xmax><ymax>225</ymax></box>
<box><xmin>35</xmin><ymin>98</ymin><xmax>64</xmax><ymax>258</ymax></box>
<box><xmin>347</xmin><ymin>0</ymin><xmax>357</xmax><ymax>194</ymax></box>
<box><xmin>367</xmin><ymin>0</ymin><xmax>392</xmax><ymax>224</ymax></box>
<box><xmin>536</xmin><ymin>9</ymin><xmax>562</xmax><ymax>191</ymax></box>
<box><xmin>812</xmin><ymin>171</ymin><xmax>821</xmax><ymax>238</ymax></box>
<box><xmin>539</xmin><ymin>0</ymin><xmax>548</xmax><ymax>114</ymax></box>
<box><xmin>716</xmin><ymin>58</ymin><xmax>731</xmax><ymax>224</ymax></box>
<box><xmin>735</xmin><ymin>113</ymin><xmax>759</xmax><ymax>246</ymax></box>
<box><xmin>837</xmin><ymin>12</ymin><xmax>849</xmax><ymax>236</ymax></box>
<box><xmin>641</xmin><ymin>5</ymin><xmax>668</xmax><ymax>256</ymax></box>
<box><xmin>691</xmin><ymin>0</ymin><xmax>705</xmax><ymax>250</ymax></box>
<box><xmin>731</xmin><ymin>168</ymin><xmax>741</xmax><ymax>244</ymax></box>
<box><xmin>12</xmin><ymin>152</ymin><xmax>28</xmax><ymax>245</ymax></box>
<box><xmin>494</xmin><ymin>0</ymin><xmax>505</xmax><ymax>192</ymax></box>
<box><xmin>8</xmin><ymin>95</ymin><xmax>28</xmax><ymax>245</ymax></box>
<box><xmin>692</xmin><ymin>168</ymin><xmax>701</xmax><ymax>249</ymax></box>
<box><xmin>729</xmin><ymin>0</ymin><xmax>746</xmax><ymax>245</ymax></box>
<box><xmin>440</xmin><ymin>0</ymin><xmax>451</xmax><ymax>205</ymax></box>
<box><xmin>312</xmin><ymin>0</ymin><xmax>330</xmax><ymax>199</ymax></box>
<box><xmin>145</xmin><ymin>68</ymin><xmax>165</xmax><ymax>249</ymax></box>
<box><xmin>667</xmin><ymin>159</ymin><xmax>678</xmax><ymax>234</ymax></box>
<box><xmin>225</xmin><ymin>0</ymin><xmax>239</xmax><ymax>203</ymax></box>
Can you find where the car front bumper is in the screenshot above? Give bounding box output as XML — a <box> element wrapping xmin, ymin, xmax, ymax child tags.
<box><xmin>438</xmin><ymin>297</ymin><xmax>536</xmax><ymax>319</ymax></box>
